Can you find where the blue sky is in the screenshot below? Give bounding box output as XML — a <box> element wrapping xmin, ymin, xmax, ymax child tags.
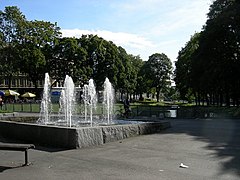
<box><xmin>1</xmin><ymin>0</ymin><xmax>211</xmax><ymax>63</ymax></box>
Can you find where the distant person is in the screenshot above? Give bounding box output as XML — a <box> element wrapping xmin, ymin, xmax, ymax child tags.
<box><xmin>123</xmin><ymin>99</ymin><xmax>131</xmax><ymax>115</ymax></box>
<box><xmin>0</xmin><ymin>96</ymin><xmax>3</xmax><ymax>109</ymax></box>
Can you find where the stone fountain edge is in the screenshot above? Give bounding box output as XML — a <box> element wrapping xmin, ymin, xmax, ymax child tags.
<box><xmin>0</xmin><ymin>118</ymin><xmax>171</xmax><ymax>149</ymax></box>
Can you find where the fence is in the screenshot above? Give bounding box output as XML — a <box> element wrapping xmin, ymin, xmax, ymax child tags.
<box><xmin>0</xmin><ymin>103</ymin><xmax>178</xmax><ymax>118</ymax></box>
<box><xmin>8</xmin><ymin>103</ymin><xmax>240</xmax><ymax>119</ymax></box>
<box><xmin>177</xmin><ymin>106</ymin><xmax>240</xmax><ymax>119</ymax></box>
<box><xmin>1</xmin><ymin>103</ymin><xmax>41</xmax><ymax>113</ymax></box>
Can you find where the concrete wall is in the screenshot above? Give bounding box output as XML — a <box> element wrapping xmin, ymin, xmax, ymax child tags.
<box><xmin>0</xmin><ymin>119</ymin><xmax>171</xmax><ymax>149</ymax></box>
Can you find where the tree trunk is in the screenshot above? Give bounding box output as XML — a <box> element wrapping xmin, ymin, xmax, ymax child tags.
<box><xmin>156</xmin><ymin>90</ymin><xmax>160</xmax><ymax>102</ymax></box>
<box><xmin>225</xmin><ymin>91</ymin><xmax>230</xmax><ymax>107</ymax></box>
<box><xmin>206</xmin><ymin>93</ymin><xmax>210</xmax><ymax>106</ymax></box>
<box><xmin>7</xmin><ymin>76</ymin><xmax>12</xmax><ymax>89</ymax></box>
<box><xmin>220</xmin><ymin>93</ymin><xmax>223</xmax><ymax>106</ymax></box>
<box><xmin>194</xmin><ymin>92</ymin><xmax>198</xmax><ymax>106</ymax></box>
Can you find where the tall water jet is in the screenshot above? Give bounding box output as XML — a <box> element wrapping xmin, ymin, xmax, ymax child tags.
<box><xmin>103</xmin><ymin>77</ymin><xmax>114</xmax><ymax>124</ymax></box>
<box><xmin>59</xmin><ymin>75</ymin><xmax>76</xmax><ymax>127</ymax></box>
<box><xmin>83</xmin><ymin>84</ymin><xmax>89</xmax><ymax>122</ymax></box>
<box><xmin>82</xmin><ymin>79</ymin><xmax>97</xmax><ymax>126</ymax></box>
<box><xmin>38</xmin><ymin>73</ymin><xmax>52</xmax><ymax>124</ymax></box>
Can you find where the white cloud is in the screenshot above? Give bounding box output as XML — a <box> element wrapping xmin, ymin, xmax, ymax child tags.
<box><xmin>61</xmin><ymin>29</ymin><xmax>187</xmax><ymax>61</ymax></box>
<box><xmin>61</xmin><ymin>28</ymin><xmax>154</xmax><ymax>56</ymax></box>
<box><xmin>145</xmin><ymin>0</ymin><xmax>210</xmax><ymax>37</ymax></box>
<box><xmin>60</xmin><ymin>0</ymin><xmax>211</xmax><ymax>62</ymax></box>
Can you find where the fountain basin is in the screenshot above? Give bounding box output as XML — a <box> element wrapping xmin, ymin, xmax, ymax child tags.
<box><xmin>0</xmin><ymin>117</ymin><xmax>171</xmax><ymax>149</ymax></box>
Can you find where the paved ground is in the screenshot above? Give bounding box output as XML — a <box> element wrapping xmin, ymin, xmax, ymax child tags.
<box><xmin>0</xmin><ymin>118</ymin><xmax>240</xmax><ymax>180</ymax></box>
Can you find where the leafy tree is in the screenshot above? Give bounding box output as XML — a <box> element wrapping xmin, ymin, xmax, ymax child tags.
<box><xmin>137</xmin><ymin>61</ymin><xmax>148</xmax><ymax>100</ymax></box>
<box><xmin>48</xmin><ymin>37</ymin><xmax>89</xmax><ymax>86</ymax></box>
<box><xmin>191</xmin><ymin>0</ymin><xmax>240</xmax><ymax>106</ymax></box>
<box><xmin>175</xmin><ymin>32</ymin><xmax>200</xmax><ymax>102</ymax></box>
<box><xmin>115</xmin><ymin>47</ymin><xmax>144</xmax><ymax>100</ymax></box>
<box><xmin>120</xmin><ymin>53</ymin><xmax>133</xmax><ymax>97</ymax></box>
<box><xmin>93</xmin><ymin>39</ymin><xmax>120</xmax><ymax>90</ymax></box>
<box><xmin>19</xmin><ymin>20</ymin><xmax>61</xmax><ymax>88</ymax></box>
<box><xmin>0</xmin><ymin>6</ymin><xmax>62</xmax><ymax>89</ymax></box>
<box><xmin>79</xmin><ymin>35</ymin><xmax>124</xmax><ymax>91</ymax></box>
<box><xmin>0</xmin><ymin>5</ymin><xmax>174</xmax><ymax>104</ymax></box>
<box><xmin>115</xmin><ymin>46</ymin><xmax>130</xmax><ymax>97</ymax></box>
<box><xmin>20</xmin><ymin>45</ymin><xmax>46</xmax><ymax>88</ymax></box>
<box><xmin>0</xmin><ymin>6</ymin><xmax>27</xmax><ymax>88</ymax></box>
<box><xmin>143</xmin><ymin>53</ymin><xmax>172</xmax><ymax>102</ymax></box>
<box><xmin>128</xmin><ymin>55</ymin><xmax>144</xmax><ymax>100</ymax></box>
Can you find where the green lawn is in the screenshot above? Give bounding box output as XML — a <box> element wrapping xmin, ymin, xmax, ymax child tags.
<box><xmin>0</xmin><ymin>102</ymin><xmax>176</xmax><ymax>118</ymax></box>
<box><xmin>0</xmin><ymin>103</ymin><xmax>125</xmax><ymax>114</ymax></box>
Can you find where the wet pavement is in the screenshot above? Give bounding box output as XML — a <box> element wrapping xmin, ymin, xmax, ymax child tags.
<box><xmin>0</xmin><ymin>118</ymin><xmax>240</xmax><ymax>180</ymax></box>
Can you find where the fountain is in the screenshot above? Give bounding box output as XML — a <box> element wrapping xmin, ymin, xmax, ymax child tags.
<box><xmin>103</xmin><ymin>77</ymin><xmax>114</xmax><ymax>124</ymax></box>
<box><xmin>58</xmin><ymin>75</ymin><xmax>76</xmax><ymax>127</ymax></box>
<box><xmin>83</xmin><ymin>84</ymin><xmax>89</xmax><ymax>122</ymax></box>
<box><xmin>39</xmin><ymin>76</ymin><xmax>111</xmax><ymax>127</ymax></box>
<box><xmin>38</xmin><ymin>73</ymin><xmax>52</xmax><ymax>124</ymax></box>
<box><xmin>0</xmin><ymin>74</ymin><xmax>171</xmax><ymax>149</ymax></box>
<box><xmin>82</xmin><ymin>79</ymin><xmax>97</xmax><ymax>127</ymax></box>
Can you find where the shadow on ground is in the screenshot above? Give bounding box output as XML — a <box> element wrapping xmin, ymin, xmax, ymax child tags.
<box><xmin>0</xmin><ymin>166</ymin><xmax>15</xmax><ymax>172</ymax></box>
<box><xmin>165</xmin><ymin>118</ymin><xmax>240</xmax><ymax>176</ymax></box>
<box><xmin>0</xmin><ymin>136</ymin><xmax>68</xmax><ymax>153</ymax></box>
<box><xmin>0</xmin><ymin>164</ymin><xmax>28</xmax><ymax>173</ymax></box>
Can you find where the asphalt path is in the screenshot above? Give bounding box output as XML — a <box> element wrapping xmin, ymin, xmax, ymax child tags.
<box><xmin>0</xmin><ymin>118</ymin><xmax>240</xmax><ymax>180</ymax></box>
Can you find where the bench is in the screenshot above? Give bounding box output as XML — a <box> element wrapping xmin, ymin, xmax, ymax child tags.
<box><xmin>0</xmin><ymin>143</ymin><xmax>35</xmax><ymax>166</ymax></box>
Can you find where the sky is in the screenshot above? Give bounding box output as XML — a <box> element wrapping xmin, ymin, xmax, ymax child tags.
<box><xmin>0</xmin><ymin>0</ymin><xmax>212</xmax><ymax>63</ymax></box>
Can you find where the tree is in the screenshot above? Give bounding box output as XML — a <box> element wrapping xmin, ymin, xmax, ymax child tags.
<box><xmin>115</xmin><ymin>46</ymin><xmax>130</xmax><ymax>98</ymax></box>
<box><xmin>128</xmin><ymin>55</ymin><xmax>144</xmax><ymax>100</ymax></box>
<box><xmin>79</xmin><ymin>35</ymin><xmax>127</xmax><ymax>91</ymax></box>
<box><xmin>143</xmin><ymin>53</ymin><xmax>172</xmax><ymax>102</ymax></box>
<box><xmin>0</xmin><ymin>6</ymin><xmax>62</xmax><ymax>89</ymax></box>
<box><xmin>137</xmin><ymin>61</ymin><xmax>148</xmax><ymax>100</ymax></box>
<box><xmin>47</xmin><ymin>37</ymin><xmax>89</xmax><ymax>86</ymax></box>
<box><xmin>175</xmin><ymin>32</ymin><xmax>200</xmax><ymax>102</ymax></box>
<box><xmin>92</xmin><ymin>39</ymin><xmax>120</xmax><ymax>90</ymax></box>
<box><xmin>19</xmin><ymin>20</ymin><xmax>61</xmax><ymax>89</ymax></box>
<box><xmin>0</xmin><ymin>5</ymin><xmax>176</xmax><ymax>103</ymax></box>
<box><xmin>191</xmin><ymin>0</ymin><xmax>240</xmax><ymax>106</ymax></box>
<box><xmin>20</xmin><ymin>44</ymin><xmax>46</xmax><ymax>88</ymax></box>
<box><xmin>0</xmin><ymin>6</ymin><xmax>27</xmax><ymax>88</ymax></box>
<box><xmin>115</xmin><ymin>47</ymin><xmax>144</xmax><ymax>100</ymax></box>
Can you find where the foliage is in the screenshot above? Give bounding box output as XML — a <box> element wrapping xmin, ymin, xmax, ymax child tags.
<box><xmin>20</xmin><ymin>20</ymin><xmax>61</xmax><ymax>88</ymax></box>
<box><xmin>48</xmin><ymin>37</ymin><xmax>88</xmax><ymax>86</ymax></box>
<box><xmin>0</xmin><ymin>6</ymin><xmax>27</xmax><ymax>88</ymax></box>
<box><xmin>193</xmin><ymin>0</ymin><xmax>240</xmax><ymax>106</ymax></box>
<box><xmin>175</xmin><ymin>32</ymin><xmax>200</xmax><ymax>101</ymax></box>
<box><xmin>0</xmin><ymin>5</ymin><xmax>176</xmax><ymax>102</ymax></box>
<box><xmin>142</xmin><ymin>53</ymin><xmax>172</xmax><ymax>102</ymax></box>
<box><xmin>174</xmin><ymin>0</ymin><xmax>240</xmax><ymax>106</ymax></box>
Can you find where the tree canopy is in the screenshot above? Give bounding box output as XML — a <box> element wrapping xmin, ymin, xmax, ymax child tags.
<box><xmin>142</xmin><ymin>53</ymin><xmax>172</xmax><ymax>102</ymax></box>
<box><xmin>0</xmin><ymin>6</ymin><xmax>175</xmax><ymax>101</ymax></box>
<box><xmin>174</xmin><ymin>0</ymin><xmax>240</xmax><ymax>106</ymax></box>
<box><xmin>0</xmin><ymin>6</ymin><xmax>27</xmax><ymax>88</ymax></box>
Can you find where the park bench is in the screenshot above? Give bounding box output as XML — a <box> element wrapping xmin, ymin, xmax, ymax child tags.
<box><xmin>0</xmin><ymin>143</ymin><xmax>35</xmax><ymax>166</ymax></box>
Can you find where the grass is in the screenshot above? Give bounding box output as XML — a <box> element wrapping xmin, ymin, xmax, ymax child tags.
<box><xmin>3</xmin><ymin>103</ymin><xmax>42</xmax><ymax>113</ymax></box>
<box><xmin>0</xmin><ymin>109</ymin><xmax>12</xmax><ymax>113</ymax></box>
<box><xmin>0</xmin><ymin>103</ymin><xmax>124</xmax><ymax>114</ymax></box>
